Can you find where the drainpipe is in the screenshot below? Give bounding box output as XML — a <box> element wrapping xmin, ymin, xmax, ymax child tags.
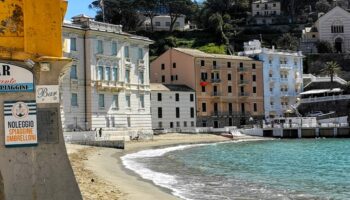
<box><xmin>84</xmin><ymin>31</ymin><xmax>88</xmax><ymax>130</ymax></box>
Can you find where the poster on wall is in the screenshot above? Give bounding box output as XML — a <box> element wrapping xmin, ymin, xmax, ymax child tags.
<box><xmin>36</xmin><ymin>85</ymin><xmax>60</xmax><ymax>103</ymax></box>
<box><xmin>0</xmin><ymin>63</ymin><xmax>34</xmax><ymax>92</ymax></box>
<box><xmin>4</xmin><ymin>101</ymin><xmax>38</xmax><ymax>147</ymax></box>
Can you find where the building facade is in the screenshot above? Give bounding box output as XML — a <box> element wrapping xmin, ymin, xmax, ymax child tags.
<box><xmin>150</xmin><ymin>84</ymin><xmax>196</xmax><ymax>130</ymax></box>
<box><xmin>251</xmin><ymin>0</ymin><xmax>281</xmax><ymax>25</ymax></box>
<box><xmin>61</xmin><ymin>15</ymin><xmax>153</xmax><ymax>137</ymax></box>
<box><xmin>301</xmin><ymin>6</ymin><xmax>350</xmax><ymax>54</ymax></box>
<box><xmin>141</xmin><ymin>15</ymin><xmax>193</xmax><ymax>31</ymax></box>
<box><xmin>150</xmin><ymin>48</ymin><xmax>264</xmax><ymax>128</ymax></box>
<box><xmin>240</xmin><ymin>40</ymin><xmax>304</xmax><ymax>120</ymax></box>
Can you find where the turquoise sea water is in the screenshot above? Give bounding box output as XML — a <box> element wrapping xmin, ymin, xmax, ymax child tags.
<box><xmin>123</xmin><ymin>139</ymin><xmax>350</xmax><ymax>200</ymax></box>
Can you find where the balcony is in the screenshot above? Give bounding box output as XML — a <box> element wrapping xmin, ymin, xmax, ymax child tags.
<box><xmin>238</xmin><ymin>92</ymin><xmax>250</xmax><ymax>97</ymax></box>
<box><xmin>237</xmin><ymin>67</ymin><xmax>249</xmax><ymax>73</ymax></box>
<box><xmin>280</xmin><ymin>64</ymin><xmax>291</xmax><ymax>71</ymax></box>
<box><xmin>211</xmin><ymin>92</ymin><xmax>221</xmax><ymax>97</ymax></box>
<box><xmin>95</xmin><ymin>80</ymin><xmax>124</xmax><ymax>92</ymax></box>
<box><xmin>269</xmin><ymin>77</ymin><xmax>280</xmax><ymax>82</ymax></box>
<box><xmin>280</xmin><ymin>78</ymin><xmax>289</xmax><ymax>82</ymax></box>
<box><xmin>211</xmin><ymin>111</ymin><xmax>252</xmax><ymax>117</ymax></box>
<box><xmin>211</xmin><ymin>79</ymin><xmax>221</xmax><ymax>83</ymax></box>
<box><xmin>239</xmin><ymin>80</ymin><xmax>249</xmax><ymax>85</ymax></box>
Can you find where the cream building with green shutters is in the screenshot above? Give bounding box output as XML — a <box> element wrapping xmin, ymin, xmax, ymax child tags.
<box><xmin>61</xmin><ymin>15</ymin><xmax>153</xmax><ymax>138</ymax></box>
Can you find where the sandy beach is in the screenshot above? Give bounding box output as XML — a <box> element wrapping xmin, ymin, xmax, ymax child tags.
<box><xmin>67</xmin><ymin>133</ymin><xmax>258</xmax><ymax>200</ymax></box>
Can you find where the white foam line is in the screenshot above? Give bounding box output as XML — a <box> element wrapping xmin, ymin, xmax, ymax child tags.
<box><xmin>121</xmin><ymin>138</ymin><xmax>271</xmax><ymax>200</ymax></box>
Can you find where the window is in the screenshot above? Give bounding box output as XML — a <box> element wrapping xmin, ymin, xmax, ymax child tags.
<box><xmin>158</xmin><ymin>122</ymin><xmax>163</xmax><ymax>128</ymax></box>
<box><xmin>213</xmin><ymin>61</ymin><xmax>217</xmax><ymax>66</ymax></box>
<box><xmin>256</xmin><ymin>4</ymin><xmax>259</xmax><ymax>8</ymax></box>
<box><xmin>126</xmin><ymin>95</ymin><xmax>131</xmax><ymax>108</ymax></box>
<box><xmin>170</xmin><ymin>122</ymin><xmax>174</xmax><ymax>128</ymax></box>
<box><xmin>273</xmin><ymin>3</ymin><xmax>276</xmax><ymax>7</ymax></box>
<box><xmin>331</xmin><ymin>25</ymin><xmax>344</xmax><ymax>33</ymax></box>
<box><xmin>241</xmin><ymin>103</ymin><xmax>245</xmax><ymax>113</ymax></box>
<box><xmin>125</xmin><ymin>70</ymin><xmax>130</xmax><ymax>83</ymax></box>
<box><xmin>173</xmin><ymin>63</ymin><xmax>176</xmax><ymax>68</ymax></box>
<box><xmin>254</xmin><ymin>103</ymin><xmax>257</xmax><ymax>112</ymax></box>
<box><xmin>175</xmin><ymin>93</ymin><xmax>179</xmax><ymax>101</ymax></box>
<box><xmin>191</xmin><ymin>121</ymin><xmax>195</xmax><ymax>127</ymax></box>
<box><xmin>70</xmin><ymin>38</ymin><xmax>77</xmax><ymax>51</ymax></box>
<box><xmin>228</xmin><ymin>73</ymin><xmax>232</xmax><ymax>81</ymax></box>
<box><xmin>176</xmin><ymin>107</ymin><xmax>180</xmax><ymax>118</ymax></box>
<box><xmin>138</xmin><ymin>48</ymin><xmax>143</xmax><ymax>60</ymax></box>
<box><xmin>201</xmin><ymin>60</ymin><xmax>205</xmax><ymax>66</ymax></box>
<box><xmin>162</xmin><ymin>76</ymin><xmax>165</xmax><ymax>82</ymax></box>
<box><xmin>171</xmin><ymin>75</ymin><xmax>174</xmax><ymax>81</ymax></box>
<box><xmin>202</xmin><ymin>102</ymin><xmax>207</xmax><ymax>112</ymax></box>
<box><xmin>228</xmin><ymin>86</ymin><xmax>232</xmax><ymax>93</ymax></box>
<box><xmin>175</xmin><ymin>75</ymin><xmax>178</xmax><ymax>80</ymax></box>
<box><xmin>157</xmin><ymin>93</ymin><xmax>162</xmax><ymax>101</ymax></box>
<box><xmin>252</xmin><ymin>75</ymin><xmax>256</xmax><ymax>82</ymax></box>
<box><xmin>227</xmin><ymin>62</ymin><xmax>231</xmax><ymax>68</ymax></box>
<box><xmin>175</xmin><ymin>22</ymin><xmax>180</xmax><ymax>27</ymax></box>
<box><xmin>105</xmin><ymin>66</ymin><xmax>111</xmax><ymax>81</ymax></box>
<box><xmin>97</xmin><ymin>40</ymin><xmax>103</xmax><ymax>54</ymax></box>
<box><xmin>112</xmin><ymin>42</ymin><xmax>118</xmax><ymax>55</ymax></box>
<box><xmin>161</xmin><ymin>64</ymin><xmax>165</xmax><ymax>70</ymax></box>
<box><xmin>240</xmin><ymin>62</ymin><xmax>243</xmax><ymax>68</ymax></box>
<box><xmin>112</xmin><ymin>67</ymin><xmax>118</xmax><ymax>81</ymax></box>
<box><xmin>202</xmin><ymin>86</ymin><xmax>206</xmax><ymax>92</ymax></box>
<box><xmin>184</xmin><ymin>121</ymin><xmax>187</xmax><ymax>127</ymax></box>
<box><xmin>98</xmin><ymin>94</ymin><xmax>105</xmax><ymax>108</ymax></box>
<box><xmin>252</xmin><ymin>63</ymin><xmax>256</xmax><ymax>69</ymax></box>
<box><xmin>166</xmin><ymin>22</ymin><xmax>171</xmax><ymax>27</ymax></box>
<box><xmin>191</xmin><ymin>107</ymin><xmax>195</xmax><ymax>118</ymax></box>
<box><xmin>124</xmin><ymin>46</ymin><xmax>129</xmax><ymax>58</ymax></box>
<box><xmin>127</xmin><ymin>117</ymin><xmax>131</xmax><ymax>127</ymax></box>
<box><xmin>140</xmin><ymin>95</ymin><xmax>145</xmax><ymax>108</ymax></box>
<box><xmin>229</xmin><ymin>103</ymin><xmax>233</xmax><ymax>113</ymax></box>
<box><xmin>139</xmin><ymin>71</ymin><xmax>144</xmax><ymax>84</ymax></box>
<box><xmin>201</xmin><ymin>72</ymin><xmax>208</xmax><ymax>80</ymax></box>
<box><xmin>70</xmin><ymin>65</ymin><xmax>77</xmax><ymax>79</ymax></box>
<box><xmin>190</xmin><ymin>94</ymin><xmax>194</xmax><ymax>102</ymax></box>
<box><xmin>113</xmin><ymin>95</ymin><xmax>119</xmax><ymax>109</ymax></box>
<box><xmin>155</xmin><ymin>22</ymin><xmax>160</xmax><ymax>26</ymax></box>
<box><xmin>71</xmin><ymin>93</ymin><xmax>78</xmax><ymax>106</ymax></box>
<box><xmin>158</xmin><ymin>107</ymin><xmax>162</xmax><ymax>118</ymax></box>
<box><xmin>253</xmin><ymin>86</ymin><xmax>257</xmax><ymax>94</ymax></box>
<box><xmin>97</xmin><ymin>66</ymin><xmax>104</xmax><ymax>80</ymax></box>
<box><xmin>176</xmin><ymin>122</ymin><xmax>180</xmax><ymax>127</ymax></box>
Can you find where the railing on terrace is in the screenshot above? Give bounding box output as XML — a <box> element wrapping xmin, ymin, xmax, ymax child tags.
<box><xmin>300</xmin><ymin>95</ymin><xmax>350</xmax><ymax>103</ymax></box>
<box><xmin>211</xmin><ymin>79</ymin><xmax>221</xmax><ymax>83</ymax></box>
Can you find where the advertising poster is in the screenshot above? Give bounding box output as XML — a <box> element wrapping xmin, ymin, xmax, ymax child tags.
<box><xmin>0</xmin><ymin>63</ymin><xmax>34</xmax><ymax>92</ymax></box>
<box><xmin>4</xmin><ymin>101</ymin><xmax>38</xmax><ymax>147</ymax></box>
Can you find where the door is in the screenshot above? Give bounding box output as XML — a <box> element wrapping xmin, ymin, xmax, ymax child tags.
<box><xmin>214</xmin><ymin>120</ymin><xmax>219</xmax><ymax>128</ymax></box>
<box><xmin>335</xmin><ymin>37</ymin><xmax>343</xmax><ymax>53</ymax></box>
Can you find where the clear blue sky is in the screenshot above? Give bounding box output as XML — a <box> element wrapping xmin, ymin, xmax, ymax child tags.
<box><xmin>66</xmin><ymin>0</ymin><xmax>97</xmax><ymax>20</ymax></box>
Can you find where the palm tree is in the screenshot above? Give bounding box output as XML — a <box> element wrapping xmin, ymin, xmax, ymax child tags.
<box><xmin>321</xmin><ymin>61</ymin><xmax>341</xmax><ymax>85</ymax></box>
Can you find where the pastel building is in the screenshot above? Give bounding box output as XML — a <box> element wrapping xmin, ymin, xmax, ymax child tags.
<box><xmin>301</xmin><ymin>6</ymin><xmax>350</xmax><ymax>53</ymax></box>
<box><xmin>240</xmin><ymin>40</ymin><xmax>304</xmax><ymax>120</ymax></box>
<box><xmin>141</xmin><ymin>15</ymin><xmax>193</xmax><ymax>31</ymax></box>
<box><xmin>150</xmin><ymin>48</ymin><xmax>264</xmax><ymax>128</ymax></box>
<box><xmin>61</xmin><ymin>15</ymin><xmax>153</xmax><ymax>137</ymax></box>
<box><xmin>251</xmin><ymin>0</ymin><xmax>281</xmax><ymax>25</ymax></box>
<box><xmin>150</xmin><ymin>84</ymin><xmax>196</xmax><ymax>130</ymax></box>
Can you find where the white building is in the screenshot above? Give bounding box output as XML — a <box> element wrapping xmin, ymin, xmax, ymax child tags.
<box><xmin>301</xmin><ymin>6</ymin><xmax>350</xmax><ymax>53</ymax></box>
<box><xmin>150</xmin><ymin>84</ymin><xmax>196</xmax><ymax>130</ymax></box>
<box><xmin>240</xmin><ymin>40</ymin><xmax>304</xmax><ymax>120</ymax></box>
<box><xmin>251</xmin><ymin>0</ymin><xmax>281</xmax><ymax>25</ymax></box>
<box><xmin>61</xmin><ymin>14</ymin><xmax>154</xmax><ymax>137</ymax></box>
<box><xmin>141</xmin><ymin>15</ymin><xmax>193</xmax><ymax>31</ymax></box>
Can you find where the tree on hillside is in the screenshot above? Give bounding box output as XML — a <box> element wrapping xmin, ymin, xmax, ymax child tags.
<box><xmin>315</xmin><ymin>0</ymin><xmax>331</xmax><ymax>13</ymax></box>
<box><xmin>89</xmin><ymin>0</ymin><xmax>141</xmax><ymax>31</ymax></box>
<box><xmin>137</xmin><ymin>0</ymin><xmax>160</xmax><ymax>32</ymax></box>
<box><xmin>162</xmin><ymin>0</ymin><xmax>195</xmax><ymax>32</ymax></box>
<box><xmin>321</xmin><ymin>61</ymin><xmax>341</xmax><ymax>84</ymax></box>
<box><xmin>276</xmin><ymin>33</ymin><xmax>299</xmax><ymax>51</ymax></box>
<box><xmin>316</xmin><ymin>40</ymin><xmax>334</xmax><ymax>53</ymax></box>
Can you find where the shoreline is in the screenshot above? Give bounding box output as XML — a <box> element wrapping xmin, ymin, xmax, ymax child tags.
<box><xmin>67</xmin><ymin>133</ymin><xmax>261</xmax><ymax>200</ymax></box>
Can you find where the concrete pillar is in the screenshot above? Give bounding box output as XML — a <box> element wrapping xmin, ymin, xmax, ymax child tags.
<box><xmin>298</xmin><ymin>128</ymin><xmax>302</xmax><ymax>138</ymax></box>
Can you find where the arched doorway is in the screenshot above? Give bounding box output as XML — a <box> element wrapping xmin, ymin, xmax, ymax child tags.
<box><xmin>335</xmin><ymin>37</ymin><xmax>343</xmax><ymax>53</ymax></box>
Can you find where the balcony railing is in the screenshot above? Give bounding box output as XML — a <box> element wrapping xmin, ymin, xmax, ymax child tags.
<box><xmin>239</xmin><ymin>80</ymin><xmax>249</xmax><ymax>85</ymax></box>
<box><xmin>212</xmin><ymin>92</ymin><xmax>221</xmax><ymax>97</ymax></box>
<box><xmin>237</xmin><ymin>67</ymin><xmax>249</xmax><ymax>72</ymax></box>
<box><xmin>280</xmin><ymin>64</ymin><xmax>291</xmax><ymax>71</ymax></box>
<box><xmin>211</xmin><ymin>111</ymin><xmax>252</xmax><ymax>117</ymax></box>
<box><xmin>238</xmin><ymin>92</ymin><xmax>250</xmax><ymax>97</ymax></box>
<box><xmin>300</xmin><ymin>95</ymin><xmax>350</xmax><ymax>104</ymax></box>
<box><xmin>211</xmin><ymin>79</ymin><xmax>221</xmax><ymax>83</ymax></box>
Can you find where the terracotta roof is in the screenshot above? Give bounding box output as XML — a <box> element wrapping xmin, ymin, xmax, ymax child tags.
<box><xmin>174</xmin><ymin>48</ymin><xmax>256</xmax><ymax>61</ymax></box>
<box><xmin>150</xmin><ymin>83</ymin><xmax>195</xmax><ymax>92</ymax></box>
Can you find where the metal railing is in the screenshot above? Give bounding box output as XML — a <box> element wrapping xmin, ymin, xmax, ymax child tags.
<box><xmin>300</xmin><ymin>95</ymin><xmax>350</xmax><ymax>103</ymax></box>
